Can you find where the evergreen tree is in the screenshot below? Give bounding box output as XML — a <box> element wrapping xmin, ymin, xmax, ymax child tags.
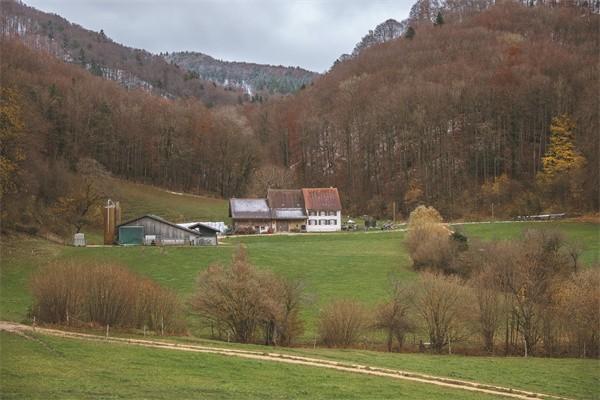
<box><xmin>404</xmin><ymin>26</ymin><xmax>416</xmax><ymax>39</ymax></box>
<box><xmin>434</xmin><ymin>12</ymin><xmax>444</xmax><ymax>26</ymax></box>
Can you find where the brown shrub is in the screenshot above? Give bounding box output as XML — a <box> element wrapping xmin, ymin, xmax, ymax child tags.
<box><xmin>372</xmin><ymin>281</ymin><xmax>415</xmax><ymax>352</ymax></box>
<box><xmin>412</xmin><ymin>272</ymin><xmax>471</xmax><ymax>353</ymax></box>
<box><xmin>318</xmin><ymin>299</ymin><xmax>368</xmax><ymax>348</ymax></box>
<box><xmin>191</xmin><ymin>246</ymin><xmax>304</xmax><ymax>345</ymax></box>
<box><xmin>30</xmin><ymin>262</ymin><xmax>185</xmax><ymax>334</ymax></box>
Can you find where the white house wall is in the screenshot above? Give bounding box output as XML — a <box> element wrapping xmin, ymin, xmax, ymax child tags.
<box><xmin>305</xmin><ymin>210</ymin><xmax>341</xmax><ymax>232</ymax></box>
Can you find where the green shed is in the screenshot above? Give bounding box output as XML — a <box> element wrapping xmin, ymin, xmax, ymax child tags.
<box><xmin>118</xmin><ymin>226</ymin><xmax>144</xmax><ymax>245</ymax></box>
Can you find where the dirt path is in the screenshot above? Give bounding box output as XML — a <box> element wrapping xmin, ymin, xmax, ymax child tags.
<box><xmin>0</xmin><ymin>321</ymin><xmax>572</xmax><ymax>400</ymax></box>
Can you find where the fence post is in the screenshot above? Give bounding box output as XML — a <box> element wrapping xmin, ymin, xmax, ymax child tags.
<box><xmin>161</xmin><ymin>316</ymin><xmax>164</xmax><ymax>336</ymax></box>
<box><xmin>106</xmin><ymin>324</ymin><xmax>109</xmax><ymax>338</ymax></box>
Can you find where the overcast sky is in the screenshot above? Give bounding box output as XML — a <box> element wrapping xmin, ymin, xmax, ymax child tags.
<box><xmin>25</xmin><ymin>0</ymin><xmax>413</xmax><ymax>72</ymax></box>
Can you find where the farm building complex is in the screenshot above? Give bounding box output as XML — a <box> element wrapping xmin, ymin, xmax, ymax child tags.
<box><xmin>230</xmin><ymin>188</ymin><xmax>342</xmax><ymax>233</ymax></box>
<box><xmin>117</xmin><ymin>215</ymin><xmax>219</xmax><ymax>246</ymax></box>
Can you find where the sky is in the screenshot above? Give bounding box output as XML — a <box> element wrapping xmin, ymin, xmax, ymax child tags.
<box><xmin>25</xmin><ymin>0</ymin><xmax>414</xmax><ymax>72</ymax></box>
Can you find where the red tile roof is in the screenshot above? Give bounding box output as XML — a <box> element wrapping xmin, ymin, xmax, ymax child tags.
<box><xmin>302</xmin><ymin>188</ymin><xmax>341</xmax><ymax>211</ymax></box>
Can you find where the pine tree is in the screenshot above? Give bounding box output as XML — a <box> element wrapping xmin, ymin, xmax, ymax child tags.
<box><xmin>404</xmin><ymin>26</ymin><xmax>416</xmax><ymax>39</ymax></box>
<box><xmin>434</xmin><ymin>12</ymin><xmax>444</xmax><ymax>26</ymax></box>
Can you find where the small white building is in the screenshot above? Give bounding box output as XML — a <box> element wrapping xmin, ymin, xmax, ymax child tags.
<box><xmin>302</xmin><ymin>188</ymin><xmax>342</xmax><ymax>232</ymax></box>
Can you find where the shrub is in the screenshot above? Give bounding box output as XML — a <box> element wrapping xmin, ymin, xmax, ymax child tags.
<box><xmin>372</xmin><ymin>282</ymin><xmax>415</xmax><ymax>352</ymax></box>
<box><xmin>406</xmin><ymin>205</ymin><xmax>453</xmax><ymax>272</ymax></box>
<box><xmin>191</xmin><ymin>246</ymin><xmax>304</xmax><ymax>345</ymax></box>
<box><xmin>30</xmin><ymin>262</ymin><xmax>185</xmax><ymax>334</ymax></box>
<box><xmin>412</xmin><ymin>272</ymin><xmax>470</xmax><ymax>353</ymax></box>
<box><xmin>318</xmin><ymin>299</ymin><xmax>368</xmax><ymax>348</ymax></box>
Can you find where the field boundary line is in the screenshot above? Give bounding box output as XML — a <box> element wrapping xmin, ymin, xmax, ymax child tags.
<box><xmin>0</xmin><ymin>321</ymin><xmax>573</xmax><ymax>400</ymax></box>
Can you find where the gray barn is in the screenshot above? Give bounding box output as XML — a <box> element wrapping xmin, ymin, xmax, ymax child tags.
<box><xmin>117</xmin><ymin>215</ymin><xmax>218</xmax><ymax>246</ymax></box>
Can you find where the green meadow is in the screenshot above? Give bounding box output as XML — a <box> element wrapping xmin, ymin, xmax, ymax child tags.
<box><xmin>1</xmin><ymin>203</ymin><xmax>598</xmax><ymax>399</ymax></box>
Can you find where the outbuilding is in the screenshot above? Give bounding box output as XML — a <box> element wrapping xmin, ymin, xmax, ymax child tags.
<box><xmin>229</xmin><ymin>198</ymin><xmax>273</xmax><ymax>234</ymax></box>
<box><xmin>267</xmin><ymin>189</ymin><xmax>307</xmax><ymax>232</ymax></box>
<box><xmin>117</xmin><ymin>214</ymin><xmax>218</xmax><ymax>246</ymax></box>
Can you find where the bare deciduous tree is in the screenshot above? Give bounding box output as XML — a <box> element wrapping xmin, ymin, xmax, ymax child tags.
<box><xmin>191</xmin><ymin>246</ymin><xmax>304</xmax><ymax>345</ymax></box>
<box><xmin>318</xmin><ymin>299</ymin><xmax>368</xmax><ymax>348</ymax></box>
<box><xmin>373</xmin><ymin>281</ymin><xmax>415</xmax><ymax>352</ymax></box>
<box><xmin>412</xmin><ymin>272</ymin><xmax>468</xmax><ymax>353</ymax></box>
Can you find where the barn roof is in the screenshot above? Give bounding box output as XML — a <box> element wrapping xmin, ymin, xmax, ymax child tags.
<box><xmin>267</xmin><ymin>189</ymin><xmax>305</xmax><ymax>209</ymax></box>
<box><xmin>229</xmin><ymin>198</ymin><xmax>272</xmax><ymax>219</ymax></box>
<box><xmin>302</xmin><ymin>188</ymin><xmax>341</xmax><ymax>211</ymax></box>
<box><xmin>177</xmin><ymin>222</ymin><xmax>220</xmax><ymax>233</ymax></box>
<box><xmin>272</xmin><ymin>208</ymin><xmax>307</xmax><ymax>220</ymax></box>
<box><xmin>118</xmin><ymin>214</ymin><xmax>203</xmax><ymax>236</ymax></box>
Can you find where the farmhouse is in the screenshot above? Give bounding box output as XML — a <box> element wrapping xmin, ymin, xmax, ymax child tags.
<box><xmin>303</xmin><ymin>188</ymin><xmax>342</xmax><ymax>232</ymax></box>
<box><xmin>267</xmin><ymin>189</ymin><xmax>307</xmax><ymax>232</ymax></box>
<box><xmin>229</xmin><ymin>198</ymin><xmax>273</xmax><ymax>234</ymax></box>
<box><xmin>117</xmin><ymin>214</ymin><xmax>219</xmax><ymax>245</ymax></box>
<box><xmin>229</xmin><ymin>187</ymin><xmax>342</xmax><ymax>234</ymax></box>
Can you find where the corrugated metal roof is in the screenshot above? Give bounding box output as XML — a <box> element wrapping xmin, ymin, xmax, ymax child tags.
<box><xmin>272</xmin><ymin>208</ymin><xmax>307</xmax><ymax>220</ymax></box>
<box><xmin>267</xmin><ymin>189</ymin><xmax>305</xmax><ymax>209</ymax></box>
<box><xmin>302</xmin><ymin>188</ymin><xmax>342</xmax><ymax>211</ymax></box>
<box><xmin>177</xmin><ymin>222</ymin><xmax>221</xmax><ymax>233</ymax></box>
<box><xmin>229</xmin><ymin>198</ymin><xmax>272</xmax><ymax>219</ymax></box>
<box><xmin>118</xmin><ymin>214</ymin><xmax>203</xmax><ymax>236</ymax></box>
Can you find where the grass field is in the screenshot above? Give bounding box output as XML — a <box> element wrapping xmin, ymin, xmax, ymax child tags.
<box><xmin>0</xmin><ymin>331</ymin><xmax>503</xmax><ymax>400</ymax></box>
<box><xmin>1</xmin><ymin>219</ymin><xmax>598</xmax><ymax>399</ymax></box>
<box><xmin>109</xmin><ymin>178</ymin><xmax>228</xmax><ymax>224</ymax></box>
<box><xmin>1</xmin><ymin>222</ymin><xmax>598</xmax><ymax>333</ymax></box>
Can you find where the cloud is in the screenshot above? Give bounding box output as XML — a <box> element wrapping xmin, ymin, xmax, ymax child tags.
<box><xmin>25</xmin><ymin>0</ymin><xmax>413</xmax><ymax>72</ymax></box>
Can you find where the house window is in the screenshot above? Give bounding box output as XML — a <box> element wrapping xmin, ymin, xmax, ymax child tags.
<box><xmin>328</xmin><ymin>211</ymin><xmax>336</xmax><ymax>216</ymax></box>
<box><xmin>330</xmin><ymin>219</ymin><xmax>336</xmax><ymax>225</ymax></box>
<box><xmin>320</xmin><ymin>211</ymin><xmax>326</xmax><ymax>216</ymax></box>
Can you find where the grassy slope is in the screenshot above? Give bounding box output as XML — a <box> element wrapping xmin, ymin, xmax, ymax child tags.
<box><xmin>111</xmin><ymin>178</ymin><xmax>228</xmax><ymax>223</ymax></box>
<box><xmin>1</xmin><ymin>215</ymin><xmax>598</xmax><ymax>399</ymax></box>
<box><xmin>2</xmin><ymin>222</ymin><xmax>598</xmax><ymax>330</ymax></box>
<box><xmin>455</xmin><ymin>222</ymin><xmax>600</xmax><ymax>265</ymax></box>
<box><xmin>0</xmin><ymin>332</ymin><xmax>500</xmax><ymax>400</ymax></box>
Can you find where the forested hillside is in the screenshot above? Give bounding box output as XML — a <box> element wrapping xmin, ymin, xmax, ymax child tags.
<box><xmin>0</xmin><ymin>0</ymin><xmax>244</xmax><ymax>106</ymax></box>
<box><xmin>0</xmin><ymin>39</ymin><xmax>259</xmax><ymax>233</ymax></box>
<box><xmin>164</xmin><ymin>51</ymin><xmax>317</xmax><ymax>96</ymax></box>
<box><xmin>256</xmin><ymin>2</ymin><xmax>599</xmax><ymax>218</ymax></box>
<box><xmin>1</xmin><ymin>0</ymin><xmax>598</xmax><ymax>237</ymax></box>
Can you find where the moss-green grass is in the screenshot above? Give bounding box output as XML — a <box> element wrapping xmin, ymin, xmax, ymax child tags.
<box><xmin>102</xmin><ymin>176</ymin><xmax>229</xmax><ymax>225</ymax></box>
<box><xmin>0</xmin><ymin>331</ymin><xmax>502</xmax><ymax>400</ymax></box>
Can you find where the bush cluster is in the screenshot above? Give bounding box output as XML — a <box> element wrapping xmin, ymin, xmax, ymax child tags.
<box><xmin>30</xmin><ymin>262</ymin><xmax>185</xmax><ymax>334</ymax></box>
